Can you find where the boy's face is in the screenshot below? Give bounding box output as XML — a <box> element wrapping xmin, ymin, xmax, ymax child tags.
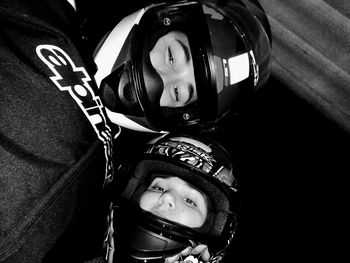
<box><xmin>139</xmin><ymin>176</ymin><xmax>208</xmax><ymax>228</ymax></box>
<box><xmin>148</xmin><ymin>31</ymin><xmax>198</xmax><ymax>108</ymax></box>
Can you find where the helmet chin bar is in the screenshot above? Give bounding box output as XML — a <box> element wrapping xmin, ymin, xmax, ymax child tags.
<box><xmin>111</xmin><ymin>202</ymin><xmax>237</xmax><ymax>263</ymax></box>
<box><xmin>113</xmin><ymin>201</ymin><xmax>198</xmax><ymax>261</ymax></box>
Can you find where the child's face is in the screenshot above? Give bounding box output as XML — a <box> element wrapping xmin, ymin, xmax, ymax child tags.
<box><xmin>139</xmin><ymin>176</ymin><xmax>208</xmax><ymax>228</ymax></box>
<box><xmin>148</xmin><ymin>31</ymin><xmax>197</xmax><ymax>108</ymax></box>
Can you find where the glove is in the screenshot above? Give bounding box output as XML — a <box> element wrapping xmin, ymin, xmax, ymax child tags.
<box><xmin>165</xmin><ymin>244</ymin><xmax>210</xmax><ymax>263</ymax></box>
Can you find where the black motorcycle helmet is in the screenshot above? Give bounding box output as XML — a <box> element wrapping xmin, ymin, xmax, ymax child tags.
<box><xmin>103</xmin><ymin>133</ymin><xmax>240</xmax><ymax>262</ymax></box>
<box><xmin>94</xmin><ymin>0</ymin><xmax>271</xmax><ymax>132</ymax></box>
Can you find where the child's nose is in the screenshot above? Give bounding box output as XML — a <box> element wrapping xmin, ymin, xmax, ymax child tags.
<box><xmin>159</xmin><ymin>191</ymin><xmax>176</xmax><ymax>209</ymax></box>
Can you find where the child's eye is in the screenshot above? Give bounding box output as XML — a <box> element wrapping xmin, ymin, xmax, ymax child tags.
<box><xmin>174</xmin><ymin>86</ymin><xmax>179</xmax><ymax>101</ymax></box>
<box><xmin>167</xmin><ymin>47</ymin><xmax>174</xmax><ymax>67</ymax></box>
<box><xmin>151</xmin><ymin>184</ymin><xmax>165</xmax><ymax>192</ymax></box>
<box><xmin>185</xmin><ymin>198</ymin><xmax>197</xmax><ymax>207</ymax></box>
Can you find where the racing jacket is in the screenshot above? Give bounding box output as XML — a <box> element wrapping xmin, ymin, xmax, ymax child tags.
<box><xmin>0</xmin><ymin>0</ymin><xmax>115</xmax><ymax>261</ymax></box>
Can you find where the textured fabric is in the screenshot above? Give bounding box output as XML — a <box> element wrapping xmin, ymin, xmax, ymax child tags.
<box><xmin>83</xmin><ymin>257</ymin><xmax>105</xmax><ymax>263</ymax></box>
<box><xmin>257</xmin><ymin>0</ymin><xmax>350</xmax><ymax>133</ymax></box>
<box><xmin>0</xmin><ymin>0</ymin><xmax>114</xmax><ymax>261</ymax></box>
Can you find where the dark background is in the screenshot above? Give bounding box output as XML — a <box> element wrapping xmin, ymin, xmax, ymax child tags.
<box><xmin>218</xmin><ymin>76</ymin><xmax>349</xmax><ymax>262</ymax></box>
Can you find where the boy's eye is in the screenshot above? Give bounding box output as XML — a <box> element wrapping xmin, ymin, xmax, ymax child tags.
<box><xmin>167</xmin><ymin>47</ymin><xmax>174</xmax><ymax>67</ymax></box>
<box><xmin>151</xmin><ymin>184</ymin><xmax>165</xmax><ymax>192</ymax></box>
<box><xmin>174</xmin><ymin>86</ymin><xmax>179</xmax><ymax>101</ymax></box>
<box><xmin>185</xmin><ymin>197</ymin><xmax>197</xmax><ymax>207</ymax></box>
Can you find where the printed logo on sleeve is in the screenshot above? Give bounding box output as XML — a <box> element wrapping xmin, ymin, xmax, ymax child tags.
<box><xmin>36</xmin><ymin>44</ymin><xmax>114</xmax><ymax>184</ymax></box>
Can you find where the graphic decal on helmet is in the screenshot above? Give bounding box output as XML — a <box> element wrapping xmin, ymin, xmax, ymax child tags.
<box><xmin>225</xmin><ymin>52</ymin><xmax>250</xmax><ymax>85</ymax></box>
<box><xmin>148</xmin><ymin>136</ymin><xmax>236</xmax><ymax>189</ymax></box>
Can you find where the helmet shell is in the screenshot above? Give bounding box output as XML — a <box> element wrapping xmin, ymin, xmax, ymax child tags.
<box><xmin>104</xmin><ymin>133</ymin><xmax>240</xmax><ymax>262</ymax></box>
<box><xmin>94</xmin><ymin>0</ymin><xmax>271</xmax><ymax>132</ymax></box>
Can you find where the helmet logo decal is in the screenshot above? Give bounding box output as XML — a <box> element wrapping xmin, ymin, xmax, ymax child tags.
<box><xmin>149</xmin><ymin>136</ymin><xmax>237</xmax><ymax>188</ymax></box>
<box><xmin>152</xmin><ymin>139</ymin><xmax>217</xmax><ymax>174</ymax></box>
<box><xmin>223</xmin><ymin>52</ymin><xmax>250</xmax><ymax>85</ymax></box>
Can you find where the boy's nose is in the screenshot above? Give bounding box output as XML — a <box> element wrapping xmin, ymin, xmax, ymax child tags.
<box><xmin>159</xmin><ymin>192</ymin><xmax>176</xmax><ymax>209</ymax></box>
